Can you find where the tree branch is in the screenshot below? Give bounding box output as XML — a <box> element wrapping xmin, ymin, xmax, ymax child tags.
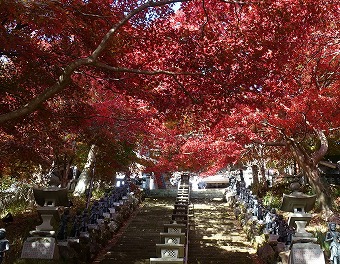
<box><xmin>0</xmin><ymin>57</ymin><xmax>94</xmax><ymax>123</ymax></box>
<box><xmin>201</xmin><ymin>0</ymin><xmax>209</xmax><ymax>37</ymax></box>
<box><xmin>252</xmin><ymin>139</ymin><xmax>287</xmax><ymax>146</ymax></box>
<box><xmin>172</xmin><ymin>75</ymin><xmax>202</xmax><ymax>104</ymax></box>
<box><xmin>93</xmin><ymin>61</ymin><xmax>201</xmax><ymax>76</ymax></box>
<box><xmin>0</xmin><ymin>0</ymin><xmax>192</xmax><ymax>124</ymax></box>
<box><xmin>311</xmin><ymin>128</ymin><xmax>328</xmax><ymax>164</ymax></box>
<box><xmin>90</xmin><ymin>0</ymin><xmax>191</xmax><ymax>60</ymax></box>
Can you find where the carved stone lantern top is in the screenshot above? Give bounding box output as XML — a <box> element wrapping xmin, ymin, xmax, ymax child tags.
<box><xmin>281</xmin><ymin>181</ymin><xmax>316</xmax><ymax>213</ymax></box>
<box><xmin>33</xmin><ymin>187</ymin><xmax>69</xmax><ymax>207</ymax></box>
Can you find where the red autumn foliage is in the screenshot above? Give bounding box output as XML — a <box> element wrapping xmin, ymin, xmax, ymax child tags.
<box><xmin>0</xmin><ymin>0</ymin><xmax>338</xmax><ymax>206</ymax></box>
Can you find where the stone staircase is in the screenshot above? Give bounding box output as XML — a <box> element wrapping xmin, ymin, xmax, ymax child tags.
<box><xmin>94</xmin><ymin>189</ymin><xmax>260</xmax><ymax>264</ymax></box>
<box><xmin>94</xmin><ymin>198</ymin><xmax>174</xmax><ymax>264</ymax></box>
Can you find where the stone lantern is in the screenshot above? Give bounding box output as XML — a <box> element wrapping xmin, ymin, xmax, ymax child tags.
<box><xmin>281</xmin><ymin>190</ymin><xmax>316</xmax><ymax>241</ymax></box>
<box><xmin>21</xmin><ymin>186</ymin><xmax>69</xmax><ymax>260</ymax></box>
<box><xmin>33</xmin><ymin>187</ymin><xmax>69</xmax><ymax>232</ymax></box>
<box><xmin>280</xmin><ymin>181</ymin><xmax>325</xmax><ymax>264</ymax></box>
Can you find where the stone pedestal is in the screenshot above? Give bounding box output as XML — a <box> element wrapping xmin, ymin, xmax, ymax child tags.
<box><xmin>279</xmin><ymin>250</ymin><xmax>290</xmax><ymax>264</ymax></box>
<box><xmin>21</xmin><ymin>237</ymin><xmax>59</xmax><ymax>260</ymax></box>
<box><xmin>268</xmin><ymin>234</ymin><xmax>279</xmax><ymax>243</ymax></box>
<box><xmin>288</xmin><ymin>213</ymin><xmax>317</xmax><ymax>243</ymax></box>
<box><xmin>103</xmin><ymin>212</ymin><xmax>111</xmax><ymax>219</ymax></box>
<box><xmin>36</xmin><ymin>206</ymin><xmax>60</xmax><ymax>231</ymax></box>
<box><xmin>289</xmin><ymin>243</ymin><xmax>325</xmax><ymax>264</ymax></box>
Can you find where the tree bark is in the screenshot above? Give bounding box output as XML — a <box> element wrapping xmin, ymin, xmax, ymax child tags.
<box><xmin>288</xmin><ymin>132</ymin><xmax>332</xmax><ymax>215</ymax></box>
<box><xmin>73</xmin><ymin>144</ymin><xmax>98</xmax><ymax>196</ymax></box>
<box><xmin>254</xmin><ymin>128</ymin><xmax>332</xmax><ymax>216</ymax></box>
<box><xmin>251</xmin><ymin>164</ymin><xmax>260</xmax><ymax>195</ymax></box>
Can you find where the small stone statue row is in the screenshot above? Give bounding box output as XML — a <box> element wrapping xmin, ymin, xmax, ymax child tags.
<box><xmin>236</xmin><ymin>181</ymin><xmax>294</xmax><ymax>245</ymax></box>
<box><xmin>264</xmin><ymin>208</ymin><xmax>294</xmax><ymax>244</ymax></box>
<box><xmin>237</xmin><ymin>185</ymin><xmax>265</xmax><ymax>221</ymax></box>
<box><xmin>57</xmin><ymin>185</ymin><xmax>129</xmax><ymax>240</ymax></box>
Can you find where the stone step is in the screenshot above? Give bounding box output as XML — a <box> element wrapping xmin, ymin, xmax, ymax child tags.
<box><xmin>95</xmin><ymin>194</ymin><xmax>259</xmax><ymax>264</ymax></box>
<box><xmin>96</xmin><ymin>198</ymin><xmax>174</xmax><ymax>264</ymax></box>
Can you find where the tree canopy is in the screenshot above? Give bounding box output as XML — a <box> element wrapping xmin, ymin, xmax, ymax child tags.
<box><xmin>0</xmin><ymin>0</ymin><xmax>339</xmax><ymax>210</ymax></box>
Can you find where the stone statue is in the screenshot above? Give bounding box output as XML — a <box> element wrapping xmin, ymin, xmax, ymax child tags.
<box><xmin>69</xmin><ymin>210</ymin><xmax>82</xmax><ymax>238</ymax></box>
<box><xmin>256</xmin><ymin>202</ymin><xmax>264</xmax><ymax>220</ymax></box>
<box><xmin>229</xmin><ymin>176</ymin><xmax>236</xmax><ymax>189</ymax></box>
<box><xmin>0</xmin><ymin>228</ymin><xmax>9</xmax><ymax>264</ymax></box>
<box><xmin>276</xmin><ymin>214</ymin><xmax>293</xmax><ymax>245</ymax></box>
<box><xmin>90</xmin><ymin>201</ymin><xmax>100</xmax><ymax>224</ymax></box>
<box><xmin>244</xmin><ymin>189</ymin><xmax>250</xmax><ymax>203</ymax></box>
<box><xmin>98</xmin><ymin>198</ymin><xmax>106</xmax><ymax>217</ymax></box>
<box><xmin>252</xmin><ymin>199</ymin><xmax>259</xmax><ymax>218</ymax></box>
<box><xmin>103</xmin><ymin>193</ymin><xmax>110</xmax><ymax>212</ymax></box>
<box><xmin>57</xmin><ymin>209</ymin><xmax>70</xmax><ymax>240</ymax></box>
<box><xmin>236</xmin><ymin>181</ymin><xmax>241</xmax><ymax>195</ymax></box>
<box><xmin>325</xmin><ymin>222</ymin><xmax>340</xmax><ymax>264</ymax></box>
<box><xmin>80</xmin><ymin>210</ymin><xmax>89</xmax><ymax>232</ymax></box>
<box><xmin>265</xmin><ymin>208</ymin><xmax>277</xmax><ymax>234</ymax></box>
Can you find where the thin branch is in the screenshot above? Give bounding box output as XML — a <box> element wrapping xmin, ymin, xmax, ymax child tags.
<box><xmin>252</xmin><ymin>139</ymin><xmax>287</xmax><ymax>146</ymax></box>
<box><xmin>328</xmin><ymin>127</ymin><xmax>340</xmax><ymax>132</ymax></box>
<box><xmin>201</xmin><ymin>0</ymin><xmax>209</xmax><ymax>37</ymax></box>
<box><xmin>93</xmin><ymin>61</ymin><xmax>201</xmax><ymax>76</ymax></box>
<box><xmin>261</xmin><ymin>119</ymin><xmax>288</xmax><ymax>139</ymax></box>
<box><xmin>90</xmin><ymin>0</ymin><xmax>191</xmax><ymax>60</ymax></box>
<box><xmin>172</xmin><ymin>75</ymin><xmax>202</xmax><ymax>104</ymax></box>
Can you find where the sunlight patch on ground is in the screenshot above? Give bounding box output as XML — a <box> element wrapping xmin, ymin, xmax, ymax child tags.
<box><xmin>230</xmin><ymin>231</ymin><xmax>242</xmax><ymax>236</ymax></box>
<box><xmin>204</xmin><ymin>227</ymin><xmax>217</xmax><ymax>232</ymax></box>
<box><xmin>203</xmin><ymin>233</ymin><xmax>228</xmax><ymax>240</ymax></box>
<box><xmin>193</xmin><ymin>204</ymin><xmax>215</xmax><ymax>209</ymax></box>
<box><xmin>145</xmin><ymin>199</ymin><xmax>174</xmax><ymax>209</ymax></box>
<box><xmin>219</xmin><ymin>245</ymin><xmax>257</xmax><ymax>254</ymax></box>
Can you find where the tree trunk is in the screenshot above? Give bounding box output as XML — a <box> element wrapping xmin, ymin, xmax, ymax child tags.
<box><xmin>251</xmin><ymin>164</ymin><xmax>260</xmax><ymax>195</ymax></box>
<box><xmin>297</xmin><ymin>159</ymin><xmax>332</xmax><ymax>213</ymax></box>
<box><xmin>59</xmin><ymin>154</ymin><xmax>74</xmax><ymax>188</ymax></box>
<box><xmin>288</xmin><ymin>132</ymin><xmax>333</xmax><ymax>216</ymax></box>
<box><xmin>73</xmin><ymin>144</ymin><xmax>98</xmax><ymax>196</ymax></box>
<box><xmin>255</xmin><ymin>127</ymin><xmax>332</xmax><ymax>217</ymax></box>
<box><xmin>259</xmin><ymin>163</ymin><xmax>266</xmax><ymax>184</ymax></box>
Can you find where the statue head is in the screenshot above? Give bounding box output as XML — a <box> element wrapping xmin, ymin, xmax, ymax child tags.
<box><xmin>290</xmin><ymin>181</ymin><xmax>301</xmax><ymax>192</ymax></box>
<box><xmin>329</xmin><ymin>222</ymin><xmax>337</xmax><ymax>231</ymax></box>
<box><xmin>0</xmin><ymin>229</ymin><xmax>6</xmax><ymax>239</ymax></box>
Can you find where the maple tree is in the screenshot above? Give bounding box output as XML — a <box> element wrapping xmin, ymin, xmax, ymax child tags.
<box><xmin>142</xmin><ymin>0</ymin><xmax>339</xmax><ymax>214</ymax></box>
<box><xmin>0</xmin><ymin>0</ymin><xmax>184</xmax><ymax>185</ymax></box>
<box><xmin>0</xmin><ymin>0</ymin><xmax>339</xmax><ymax>214</ymax></box>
